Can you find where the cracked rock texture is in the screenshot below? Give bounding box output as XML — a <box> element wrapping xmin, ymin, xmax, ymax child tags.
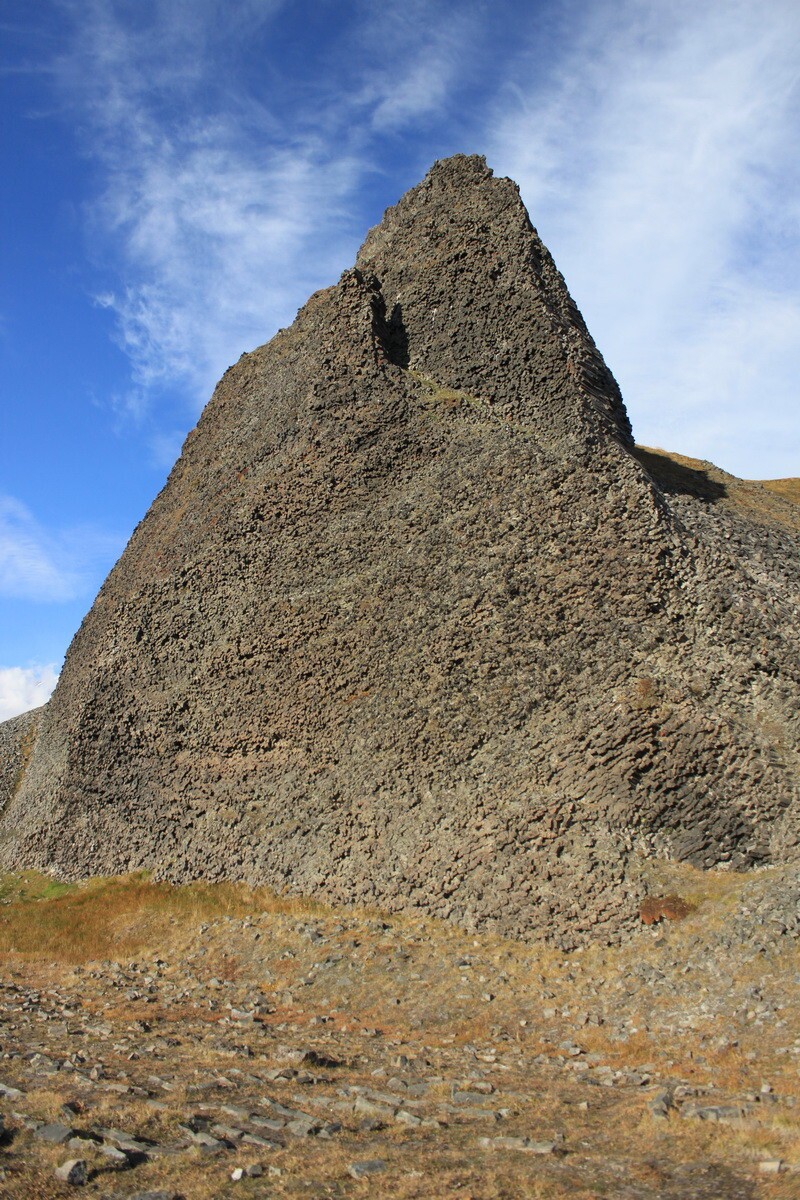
<box><xmin>0</xmin><ymin>707</ymin><xmax>42</xmax><ymax>820</ymax></box>
<box><xmin>0</xmin><ymin>155</ymin><xmax>797</xmax><ymax>945</ymax></box>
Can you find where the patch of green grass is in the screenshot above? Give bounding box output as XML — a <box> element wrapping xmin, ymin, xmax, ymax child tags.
<box><xmin>0</xmin><ymin>870</ymin><xmax>78</xmax><ymax>904</ymax></box>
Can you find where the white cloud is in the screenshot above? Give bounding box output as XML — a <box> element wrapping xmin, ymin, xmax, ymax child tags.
<box><xmin>357</xmin><ymin>3</ymin><xmax>480</xmax><ymax>133</ymax></box>
<box><xmin>0</xmin><ymin>496</ymin><xmax>122</xmax><ymax>602</ymax></box>
<box><xmin>0</xmin><ymin>497</ymin><xmax>77</xmax><ymax>601</ymax></box>
<box><xmin>370</xmin><ymin>52</ymin><xmax>453</xmax><ymax>132</ymax></box>
<box><xmin>47</xmin><ymin>0</ymin><xmax>800</xmax><ymax>480</ymax></box>
<box><xmin>0</xmin><ymin>664</ymin><xmax>58</xmax><ymax>722</ymax></box>
<box><xmin>95</xmin><ymin>138</ymin><xmax>363</xmax><ymax>405</ymax></box>
<box><xmin>51</xmin><ymin>0</ymin><xmax>488</xmax><ymax>415</ymax></box>
<box><xmin>55</xmin><ymin>0</ymin><xmax>366</xmax><ymax>410</ymax></box>
<box><xmin>488</xmin><ymin>0</ymin><xmax>800</xmax><ymax>478</ymax></box>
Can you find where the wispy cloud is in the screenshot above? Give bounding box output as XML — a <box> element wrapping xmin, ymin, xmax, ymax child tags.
<box><xmin>488</xmin><ymin>0</ymin><xmax>800</xmax><ymax>478</ymax></box>
<box><xmin>44</xmin><ymin>0</ymin><xmax>800</xmax><ymax>478</ymax></box>
<box><xmin>0</xmin><ymin>663</ymin><xmax>58</xmax><ymax>722</ymax></box>
<box><xmin>49</xmin><ymin>0</ymin><xmax>366</xmax><ymax>411</ymax></box>
<box><xmin>48</xmin><ymin>0</ymin><xmax>493</xmax><ymax>416</ymax></box>
<box><xmin>0</xmin><ymin>496</ymin><xmax>121</xmax><ymax>602</ymax></box>
<box><xmin>92</xmin><ymin>136</ymin><xmax>362</xmax><ymax>406</ymax></box>
<box><xmin>355</xmin><ymin>1</ymin><xmax>482</xmax><ymax>133</ymax></box>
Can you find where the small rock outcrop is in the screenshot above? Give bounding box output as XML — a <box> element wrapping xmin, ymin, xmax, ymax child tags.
<box><xmin>0</xmin><ymin>156</ymin><xmax>797</xmax><ymax>945</ymax></box>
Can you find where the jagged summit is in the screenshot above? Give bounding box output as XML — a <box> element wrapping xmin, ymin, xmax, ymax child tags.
<box><xmin>356</xmin><ymin>155</ymin><xmax>633</xmax><ymax>448</ymax></box>
<box><xmin>1</xmin><ymin>156</ymin><xmax>797</xmax><ymax>946</ymax></box>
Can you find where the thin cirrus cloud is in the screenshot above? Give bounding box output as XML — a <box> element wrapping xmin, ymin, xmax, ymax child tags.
<box><xmin>54</xmin><ymin>0</ymin><xmax>490</xmax><ymax>420</ymax></box>
<box><xmin>0</xmin><ymin>495</ymin><xmax>121</xmax><ymax>603</ymax></box>
<box><xmin>0</xmin><ymin>665</ymin><xmax>59</xmax><ymax>723</ymax></box>
<box><xmin>488</xmin><ymin>0</ymin><xmax>800</xmax><ymax>479</ymax></box>
<box><xmin>47</xmin><ymin>0</ymin><xmax>800</xmax><ymax>481</ymax></box>
<box><xmin>55</xmin><ymin>0</ymin><xmax>367</xmax><ymax>414</ymax></box>
<box><xmin>91</xmin><ymin>137</ymin><xmax>363</xmax><ymax>408</ymax></box>
<box><xmin>356</xmin><ymin>1</ymin><xmax>482</xmax><ymax>133</ymax></box>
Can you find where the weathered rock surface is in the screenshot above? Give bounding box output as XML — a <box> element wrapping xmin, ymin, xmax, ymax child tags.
<box><xmin>0</xmin><ymin>154</ymin><xmax>797</xmax><ymax>943</ymax></box>
<box><xmin>0</xmin><ymin>706</ymin><xmax>42</xmax><ymax>824</ymax></box>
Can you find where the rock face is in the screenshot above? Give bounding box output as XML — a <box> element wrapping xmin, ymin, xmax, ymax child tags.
<box><xmin>1</xmin><ymin>156</ymin><xmax>797</xmax><ymax>945</ymax></box>
<box><xmin>0</xmin><ymin>706</ymin><xmax>42</xmax><ymax>821</ymax></box>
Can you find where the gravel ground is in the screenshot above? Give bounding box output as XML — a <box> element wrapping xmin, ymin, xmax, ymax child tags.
<box><xmin>0</xmin><ymin>863</ymin><xmax>798</xmax><ymax>1198</ymax></box>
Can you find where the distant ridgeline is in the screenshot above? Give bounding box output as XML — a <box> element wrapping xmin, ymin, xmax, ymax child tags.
<box><xmin>1</xmin><ymin>156</ymin><xmax>798</xmax><ymax>947</ymax></box>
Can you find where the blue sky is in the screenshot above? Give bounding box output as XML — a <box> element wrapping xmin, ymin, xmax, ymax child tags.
<box><xmin>2</xmin><ymin>0</ymin><xmax>799</xmax><ymax>719</ymax></box>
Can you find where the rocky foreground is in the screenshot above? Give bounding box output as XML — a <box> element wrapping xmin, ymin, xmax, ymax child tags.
<box><xmin>0</xmin><ymin>863</ymin><xmax>798</xmax><ymax>1198</ymax></box>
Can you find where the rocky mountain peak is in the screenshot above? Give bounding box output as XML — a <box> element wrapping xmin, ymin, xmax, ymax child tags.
<box><xmin>0</xmin><ymin>157</ymin><xmax>796</xmax><ymax>948</ymax></box>
<box><xmin>357</xmin><ymin>153</ymin><xmax>633</xmax><ymax>447</ymax></box>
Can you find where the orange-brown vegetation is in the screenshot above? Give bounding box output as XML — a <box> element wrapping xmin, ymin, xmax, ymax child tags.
<box><xmin>638</xmin><ymin>894</ymin><xmax>695</xmax><ymax>925</ymax></box>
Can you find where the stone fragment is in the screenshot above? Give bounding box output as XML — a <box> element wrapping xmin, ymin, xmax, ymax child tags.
<box><xmin>67</xmin><ymin>1135</ymin><xmax>99</xmax><ymax>1152</ymax></box>
<box><xmin>478</xmin><ymin>1136</ymin><xmax>558</xmax><ymax>1154</ymax></box>
<box><xmin>210</xmin><ymin>1123</ymin><xmax>244</xmax><ymax>1141</ymax></box>
<box><xmin>648</xmin><ymin>1088</ymin><xmax>674</xmax><ymax>1119</ymax></box>
<box><xmin>241</xmin><ymin>1131</ymin><xmax>282</xmax><ymax>1148</ymax></box>
<box><xmin>54</xmin><ymin>1159</ymin><xmax>88</xmax><ymax>1185</ymax></box>
<box><xmin>354</xmin><ymin>1095</ymin><xmax>395</xmax><ymax>1119</ymax></box>
<box><xmin>301</xmin><ymin>1048</ymin><xmax>341</xmax><ymax>1068</ymax></box>
<box><xmin>232</xmin><ymin>1163</ymin><xmax>264</xmax><ymax>1180</ymax></box>
<box><xmin>681</xmin><ymin>1103</ymin><xmax>746</xmax><ymax>1123</ymax></box>
<box><xmin>347</xmin><ymin>1159</ymin><xmax>388</xmax><ymax>1178</ymax></box>
<box><xmin>35</xmin><ymin>1121</ymin><xmax>75</xmax><ymax>1144</ymax></box>
<box><xmin>106</xmin><ymin>1145</ymin><xmax>136</xmax><ymax>1166</ymax></box>
<box><xmin>98</xmin><ymin>1128</ymin><xmax>152</xmax><ymax>1153</ymax></box>
<box><xmin>284</xmin><ymin>1116</ymin><xmax>321</xmax><ymax>1137</ymax></box>
<box><xmin>453</xmin><ymin>1089</ymin><xmax>495</xmax><ymax>1104</ymax></box>
<box><xmin>395</xmin><ymin>1109</ymin><xmax>422</xmax><ymax>1127</ymax></box>
<box><xmin>183</xmin><ymin>1128</ymin><xmax>228</xmax><ymax>1151</ymax></box>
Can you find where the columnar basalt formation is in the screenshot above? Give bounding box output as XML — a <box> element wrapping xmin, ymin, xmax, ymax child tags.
<box><xmin>1</xmin><ymin>156</ymin><xmax>797</xmax><ymax>946</ymax></box>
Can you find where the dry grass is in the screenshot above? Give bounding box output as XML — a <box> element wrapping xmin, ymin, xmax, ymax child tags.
<box><xmin>1</xmin><ymin>865</ymin><xmax>798</xmax><ymax>1197</ymax></box>
<box><xmin>634</xmin><ymin>445</ymin><xmax>800</xmax><ymax>534</ymax></box>
<box><xmin>8</xmin><ymin>721</ymin><xmax>38</xmax><ymax>802</ymax></box>
<box><xmin>760</xmin><ymin>478</ymin><xmax>800</xmax><ymax>506</ymax></box>
<box><xmin>0</xmin><ymin>870</ymin><xmax>326</xmax><ymax>962</ymax></box>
